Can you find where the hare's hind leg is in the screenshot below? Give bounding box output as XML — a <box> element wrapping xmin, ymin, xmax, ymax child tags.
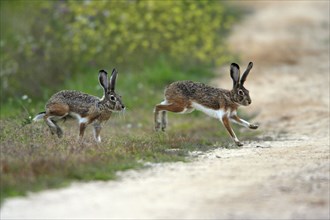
<box><xmin>161</xmin><ymin>111</ymin><xmax>167</xmax><ymax>131</ymax></box>
<box><xmin>44</xmin><ymin>103</ymin><xmax>69</xmax><ymax>138</ymax></box>
<box><xmin>154</xmin><ymin>100</ymin><xmax>188</xmax><ymax>131</ymax></box>
<box><xmin>44</xmin><ymin>115</ymin><xmax>58</xmax><ymax>136</ymax></box>
<box><xmin>52</xmin><ymin>119</ymin><xmax>64</xmax><ymax>138</ymax></box>
<box><xmin>154</xmin><ymin>101</ymin><xmax>165</xmax><ymax>131</ymax></box>
<box><xmin>44</xmin><ymin>115</ymin><xmax>65</xmax><ymax>138</ymax></box>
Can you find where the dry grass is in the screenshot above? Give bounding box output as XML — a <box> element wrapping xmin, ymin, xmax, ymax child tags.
<box><xmin>0</xmin><ymin>52</ymin><xmax>263</xmax><ymax>206</ymax></box>
<box><xmin>0</xmin><ymin>110</ymin><xmax>257</xmax><ymax>203</ymax></box>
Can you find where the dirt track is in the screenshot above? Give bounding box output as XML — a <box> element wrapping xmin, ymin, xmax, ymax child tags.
<box><xmin>1</xmin><ymin>1</ymin><xmax>329</xmax><ymax>219</ymax></box>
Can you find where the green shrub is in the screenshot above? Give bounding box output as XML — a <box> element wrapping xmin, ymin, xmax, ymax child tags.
<box><xmin>0</xmin><ymin>0</ymin><xmax>239</xmax><ymax>105</ymax></box>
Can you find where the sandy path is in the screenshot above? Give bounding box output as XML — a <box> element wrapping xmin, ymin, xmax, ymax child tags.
<box><xmin>1</xmin><ymin>1</ymin><xmax>329</xmax><ymax>219</ymax></box>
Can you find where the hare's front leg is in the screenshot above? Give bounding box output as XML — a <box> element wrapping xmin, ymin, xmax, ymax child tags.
<box><xmin>230</xmin><ymin>113</ymin><xmax>259</xmax><ymax>129</ymax></box>
<box><xmin>93</xmin><ymin>122</ymin><xmax>102</xmax><ymax>143</ymax></box>
<box><xmin>221</xmin><ymin>115</ymin><xmax>243</xmax><ymax>146</ymax></box>
<box><xmin>78</xmin><ymin>122</ymin><xmax>87</xmax><ymax>143</ymax></box>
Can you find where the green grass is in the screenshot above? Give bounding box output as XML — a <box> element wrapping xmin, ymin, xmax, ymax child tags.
<box><xmin>0</xmin><ymin>111</ymin><xmax>257</xmax><ymax>204</ymax></box>
<box><xmin>0</xmin><ymin>59</ymin><xmax>258</xmax><ymax>204</ymax></box>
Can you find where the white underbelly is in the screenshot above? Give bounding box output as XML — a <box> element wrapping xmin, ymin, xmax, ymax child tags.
<box><xmin>179</xmin><ymin>107</ymin><xmax>195</xmax><ymax>114</ymax></box>
<box><xmin>191</xmin><ymin>102</ymin><xmax>227</xmax><ymax>119</ymax></box>
<box><xmin>69</xmin><ymin>112</ymin><xmax>89</xmax><ymax>123</ymax></box>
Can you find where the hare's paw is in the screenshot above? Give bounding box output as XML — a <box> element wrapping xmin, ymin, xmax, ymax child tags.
<box><xmin>56</xmin><ymin>128</ymin><xmax>63</xmax><ymax>138</ymax></box>
<box><xmin>249</xmin><ymin>123</ymin><xmax>259</xmax><ymax>130</ymax></box>
<box><xmin>235</xmin><ymin>141</ymin><xmax>244</xmax><ymax>147</ymax></box>
<box><xmin>49</xmin><ymin>127</ymin><xmax>57</xmax><ymax>136</ymax></box>
<box><xmin>155</xmin><ymin>122</ymin><xmax>161</xmax><ymax>132</ymax></box>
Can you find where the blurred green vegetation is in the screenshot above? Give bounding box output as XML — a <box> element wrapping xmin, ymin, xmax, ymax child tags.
<box><xmin>0</xmin><ymin>0</ymin><xmax>255</xmax><ymax>203</ymax></box>
<box><xmin>0</xmin><ymin>0</ymin><xmax>240</xmax><ymax>111</ymax></box>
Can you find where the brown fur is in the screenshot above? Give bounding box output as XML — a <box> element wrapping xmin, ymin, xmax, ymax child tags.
<box><xmin>47</xmin><ymin>102</ymin><xmax>70</xmax><ymax>116</ymax></box>
<box><xmin>34</xmin><ymin>69</ymin><xmax>124</xmax><ymax>143</ymax></box>
<box><xmin>164</xmin><ymin>81</ymin><xmax>241</xmax><ymax>110</ymax></box>
<box><xmin>154</xmin><ymin>62</ymin><xmax>258</xmax><ymax>146</ymax></box>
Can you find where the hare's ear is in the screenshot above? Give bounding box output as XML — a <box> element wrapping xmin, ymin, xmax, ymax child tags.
<box><xmin>230</xmin><ymin>63</ymin><xmax>240</xmax><ymax>88</ymax></box>
<box><xmin>240</xmin><ymin>62</ymin><xmax>253</xmax><ymax>85</ymax></box>
<box><xmin>99</xmin><ymin>70</ymin><xmax>108</xmax><ymax>93</ymax></box>
<box><xmin>109</xmin><ymin>68</ymin><xmax>118</xmax><ymax>92</ymax></box>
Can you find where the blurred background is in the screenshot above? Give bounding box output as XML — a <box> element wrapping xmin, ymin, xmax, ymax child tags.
<box><xmin>0</xmin><ymin>0</ymin><xmax>242</xmax><ymax>117</ymax></box>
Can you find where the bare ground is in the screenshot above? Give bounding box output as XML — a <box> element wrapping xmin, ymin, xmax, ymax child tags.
<box><xmin>1</xmin><ymin>1</ymin><xmax>329</xmax><ymax>219</ymax></box>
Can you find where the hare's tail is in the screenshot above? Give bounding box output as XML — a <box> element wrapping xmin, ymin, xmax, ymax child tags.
<box><xmin>33</xmin><ymin>111</ymin><xmax>46</xmax><ymax>122</ymax></box>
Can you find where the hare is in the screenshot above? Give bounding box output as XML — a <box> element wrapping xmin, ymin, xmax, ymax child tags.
<box><xmin>154</xmin><ymin>62</ymin><xmax>258</xmax><ymax>146</ymax></box>
<box><xmin>33</xmin><ymin>69</ymin><xmax>125</xmax><ymax>143</ymax></box>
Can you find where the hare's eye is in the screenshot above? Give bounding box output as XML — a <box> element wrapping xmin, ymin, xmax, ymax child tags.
<box><xmin>110</xmin><ymin>95</ymin><xmax>116</xmax><ymax>101</ymax></box>
<box><xmin>238</xmin><ymin>90</ymin><xmax>244</xmax><ymax>96</ymax></box>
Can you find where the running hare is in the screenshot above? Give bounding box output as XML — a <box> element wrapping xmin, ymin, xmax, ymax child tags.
<box><xmin>154</xmin><ymin>62</ymin><xmax>258</xmax><ymax>146</ymax></box>
<box><xmin>33</xmin><ymin>69</ymin><xmax>125</xmax><ymax>143</ymax></box>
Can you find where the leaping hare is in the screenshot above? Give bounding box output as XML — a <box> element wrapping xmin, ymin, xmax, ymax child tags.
<box><xmin>154</xmin><ymin>62</ymin><xmax>258</xmax><ymax>146</ymax></box>
<box><xmin>33</xmin><ymin>69</ymin><xmax>125</xmax><ymax>143</ymax></box>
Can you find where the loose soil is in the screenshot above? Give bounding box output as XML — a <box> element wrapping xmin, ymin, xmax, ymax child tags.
<box><xmin>1</xmin><ymin>1</ymin><xmax>329</xmax><ymax>219</ymax></box>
